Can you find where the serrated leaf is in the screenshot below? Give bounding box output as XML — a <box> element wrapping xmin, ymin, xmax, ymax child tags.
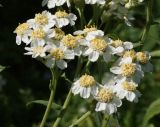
<box><xmin>27</xmin><ymin>100</ymin><xmax>62</xmax><ymax>110</ymax></box>
<box><xmin>42</xmin><ymin>0</ymin><xmax>48</xmax><ymax>7</ymax></box>
<box><xmin>0</xmin><ymin>65</ymin><xmax>5</xmax><ymax>72</ymax></box>
<box><xmin>142</xmin><ymin>99</ymin><xmax>160</xmax><ymax>127</ymax></box>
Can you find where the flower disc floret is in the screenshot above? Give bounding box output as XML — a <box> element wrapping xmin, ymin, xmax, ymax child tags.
<box><xmin>121</xmin><ymin>63</ymin><xmax>136</xmax><ymax>77</ymax></box>
<box><xmin>62</xmin><ymin>34</ymin><xmax>77</xmax><ymax>49</ymax></box>
<box><xmin>97</xmin><ymin>89</ymin><xmax>114</xmax><ymax>103</ymax></box>
<box><xmin>35</xmin><ymin>13</ymin><xmax>48</xmax><ymax>25</ymax></box>
<box><xmin>31</xmin><ymin>28</ymin><xmax>45</xmax><ymax>39</ymax></box>
<box><xmin>111</xmin><ymin>40</ymin><xmax>123</xmax><ymax>48</ymax></box>
<box><xmin>79</xmin><ymin>74</ymin><xmax>96</xmax><ymax>87</ymax></box>
<box><xmin>50</xmin><ymin>48</ymin><xmax>65</xmax><ymax>60</ymax></box>
<box><xmin>122</xmin><ymin>81</ymin><xmax>137</xmax><ymax>91</ymax></box>
<box><xmin>15</xmin><ymin>23</ymin><xmax>29</xmax><ymax>35</ymax></box>
<box><xmin>55</xmin><ymin>10</ymin><xmax>68</xmax><ymax>18</ymax></box>
<box><xmin>136</xmin><ymin>52</ymin><xmax>149</xmax><ymax>64</ymax></box>
<box><xmin>123</xmin><ymin>50</ymin><xmax>136</xmax><ymax>60</ymax></box>
<box><xmin>54</xmin><ymin>28</ymin><xmax>65</xmax><ymax>40</ymax></box>
<box><xmin>84</xmin><ymin>25</ymin><xmax>97</xmax><ymax>33</ymax></box>
<box><xmin>91</xmin><ymin>38</ymin><xmax>107</xmax><ymax>52</ymax></box>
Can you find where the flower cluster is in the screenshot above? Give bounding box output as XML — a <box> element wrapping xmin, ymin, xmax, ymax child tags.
<box><xmin>14</xmin><ymin>0</ymin><xmax>151</xmax><ymax>116</ymax></box>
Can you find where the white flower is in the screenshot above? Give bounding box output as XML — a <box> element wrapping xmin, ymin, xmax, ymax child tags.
<box><xmin>47</xmin><ymin>0</ymin><xmax>70</xmax><ymax>9</ymax></box>
<box><xmin>53</xmin><ymin>10</ymin><xmax>77</xmax><ymax>28</ymax></box>
<box><xmin>136</xmin><ymin>52</ymin><xmax>153</xmax><ymax>72</ymax></box>
<box><xmin>85</xmin><ymin>0</ymin><xmax>106</xmax><ymax>5</ymax></box>
<box><xmin>30</xmin><ymin>27</ymin><xmax>55</xmax><ymax>46</ymax></box>
<box><xmin>61</xmin><ymin>34</ymin><xmax>85</xmax><ymax>56</ymax></box>
<box><xmin>27</xmin><ymin>11</ymin><xmax>55</xmax><ymax>30</ymax></box>
<box><xmin>110</xmin><ymin>39</ymin><xmax>133</xmax><ymax>55</ymax></box>
<box><xmin>71</xmin><ymin>74</ymin><xmax>98</xmax><ymax>98</ymax></box>
<box><xmin>74</xmin><ymin>26</ymin><xmax>104</xmax><ymax>40</ymax></box>
<box><xmin>95</xmin><ymin>85</ymin><xmax>122</xmax><ymax>114</ymax></box>
<box><xmin>114</xmin><ymin>77</ymin><xmax>141</xmax><ymax>102</ymax></box>
<box><xmin>14</xmin><ymin>23</ymin><xmax>32</xmax><ymax>45</ymax></box>
<box><xmin>110</xmin><ymin>57</ymin><xmax>144</xmax><ymax>83</ymax></box>
<box><xmin>45</xmin><ymin>44</ymin><xmax>74</xmax><ymax>70</ymax></box>
<box><xmin>83</xmin><ymin>37</ymin><xmax>113</xmax><ymax>62</ymax></box>
<box><xmin>24</xmin><ymin>42</ymin><xmax>49</xmax><ymax>58</ymax></box>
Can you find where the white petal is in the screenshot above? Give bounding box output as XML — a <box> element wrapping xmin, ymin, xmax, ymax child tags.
<box><xmin>108</xmin><ymin>104</ymin><xmax>116</xmax><ymax>114</ymax></box>
<box><xmin>95</xmin><ymin>102</ymin><xmax>107</xmax><ymax>111</ymax></box>
<box><xmin>126</xmin><ymin>92</ymin><xmax>136</xmax><ymax>102</ymax></box>
<box><xmin>88</xmin><ymin>51</ymin><xmax>99</xmax><ymax>62</ymax></box>
<box><xmin>124</xmin><ymin>42</ymin><xmax>133</xmax><ymax>50</ymax></box>
<box><xmin>16</xmin><ymin>36</ymin><xmax>22</xmax><ymax>45</ymax></box>
<box><xmin>65</xmin><ymin>50</ymin><xmax>75</xmax><ymax>59</ymax></box>
<box><xmin>45</xmin><ymin>59</ymin><xmax>55</xmax><ymax>68</ymax></box>
<box><xmin>71</xmin><ymin>83</ymin><xmax>81</xmax><ymax>95</ymax></box>
<box><xmin>80</xmin><ymin>87</ymin><xmax>91</xmax><ymax>98</ymax></box>
<box><xmin>110</xmin><ymin>67</ymin><xmax>122</xmax><ymax>74</ymax></box>
<box><xmin>56</xmin><ymin>60</ymin><xmax>67</xmax><ymax>70</ymax></box>
<box><xmin>112</xmin><ymin>97</ymin><xmax>122</xmax><ymax>107</ymax></box>
<box><xmin>83</xmin><ymin>48</ymin><xmax>93</xmax><ymax>56</ymax></box>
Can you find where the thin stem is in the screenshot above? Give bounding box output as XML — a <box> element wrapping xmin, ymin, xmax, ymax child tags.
<box><xmin>141</xmin><ymin>0</ymin><xmax>152</xmax><ymax>43</ymax></box>
<box><xmin>101</xmin><ymin>115</ymin><xmax>110</xmax><ymax>127</ymax></box>
<box><xmin>52</xmin><ymin>90</ymin><xmax>72</xmax><ymax>127</ymax></box>
<box><xmin>68</xmin><ymin>111</ymin><xmax>92</xmax><ymax>127</ymax></box>
<box><xmin>52</xmin><ymin>57</ymin><xmax>83</xmax><ymax>127</ymax></box>
<box><xmin>40</xmin><ymin>69</ymin><xmax>58</xmax><ymax>127</ymax></box>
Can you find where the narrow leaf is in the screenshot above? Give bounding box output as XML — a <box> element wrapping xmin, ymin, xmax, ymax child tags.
<box><xmin>142</xmin><ymin>99</ymin><xmax>160</xmax><ymax>127</ymax></box>
<box><xmin>27</xmin><ymin>100</ymin><xmax>62</xmax><ymax>110</ymax></box>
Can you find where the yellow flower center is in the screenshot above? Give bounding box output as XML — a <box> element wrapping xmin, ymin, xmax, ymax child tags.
<box><xmin>15</xmin><ymin>23</ymin><xmax>29</xmax><ymax>35</ymax></box>
<box><xmin>84</xmin><ymin>25</ymin><xmax>97</xmax><ymax>33</ymax></box>
<box><xmin>136</xmin><ymin>52</ymin><xmax>149</xmax><ymax>64</ymax></box>
<box><xmin>31</xmin><ymin>28</ymin><xmax>45</xmax><ymax>39</ymax></box>
<box><xmin>111</xmin><ymin>40</ymin><xmax>123</xmax><ymax>48</ymax></box>
<box><xmin>54</xmin><ymin>28</ymin><xmax>65</xmax><ymax>40</ymax></box>
<box><xmin>75</xmin><ymin>35</ymin><xmax>84</xmax><ymax>40</ymax></box>
<box><xmin>35</xmin><ymin>13</ymin><xmax>48</xmax><ymax>25</ymax></box>
<box><xmin>97</xmin><ymin>88</ymin><xmax>114</xmax><ymax>103</ymax></box>
<box><xmin>62</xmin><ymin>34</ymin><xmax>77</xmax><ymax>49</ymax></box>
<box><xmin>122</xmin><ymin>81</ymin><xmax>137</xmax><ymax>91</ymax></box>
<box><xmin>32</xmin><ymin>46</ymin><xmax>44</xmax><ymax>54</ymax></box>
<box><xmin>50</xmin><ymin>48</ymin><xmax>65</xmax><ymax>60</ymax></box>
<box><xmin>91</xmin><ymin>38</ymin><xmax>107</xmax><ymax>52</ymax></box>
<box><xmin>121</xmin><ymin>63</ymin><xmax>136</xmax><ymax>77</ymax></box>
<box><xmin>123</xmin><ymin>50</ymin><xmax>136</xmax><ymax>60</ymax></box>
<box><xmin>55</xmin><ymin>10</ymin><xmax>68</xmax><ymax>18</ymax></box>
<box><xmin>79</xmin><ymin>74</ymin><xmax>96</xmax><ymax>87</ymax></box>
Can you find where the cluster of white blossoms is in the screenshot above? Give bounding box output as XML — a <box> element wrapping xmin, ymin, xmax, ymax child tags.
<box><xmin>71</xmin><ymin>32</ymin><xmax>152</xmax><ymax>114</ymax></box>
<box><xmin>14</xmin><ymin>0</ymin><xmax>151</xmax><ymax>115</ymax></box>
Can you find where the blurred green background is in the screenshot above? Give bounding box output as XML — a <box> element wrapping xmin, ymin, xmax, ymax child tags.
<box><xmin>0</xmin><ymin>0</ymin><xmax>160</xmax><ymax>127</ymax></box>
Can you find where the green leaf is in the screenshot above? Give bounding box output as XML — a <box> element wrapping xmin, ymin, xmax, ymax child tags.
<box><xmin>142</xmin><ymin>99</ymin><xmax>160</xmax><ymax>127</ymax></box>
<box><xmin>0</xmin><ymin>65</ymin><xmax>5</xmax><ymax>72</ymax></box>
<box><xmin>27</xmin><ymin>100</ymin><xmax>62</xmax><ymax>111</ymax></box>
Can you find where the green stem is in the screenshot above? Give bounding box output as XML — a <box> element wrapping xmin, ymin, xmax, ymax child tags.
<box><xmin>39</xmin><ymin>69</ymin><xmax>58</xmax><ymax>127</ymax></box>
<box><xmin>52</xmin><ymin>90</ymin><xmax>72</xmax><ymax>127</ymax></box>
<box><xmin>101</xmin><ymin>115</ymin><xmax>110</xmax><ymax>127</ymax></box>
<box><xmin>141</xmin><ymin>0</ymin><xmax>152</xmax><ymax>43</ymax></box>
<box><xmin>52</xmin><ymin>57</ymin><xmax>83</xmax><ymax>127</ymax></box>
<box><xmin>68</xmin><ymin>111</ymin><xmax>92</xmax><ymax>127</ymax></box>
